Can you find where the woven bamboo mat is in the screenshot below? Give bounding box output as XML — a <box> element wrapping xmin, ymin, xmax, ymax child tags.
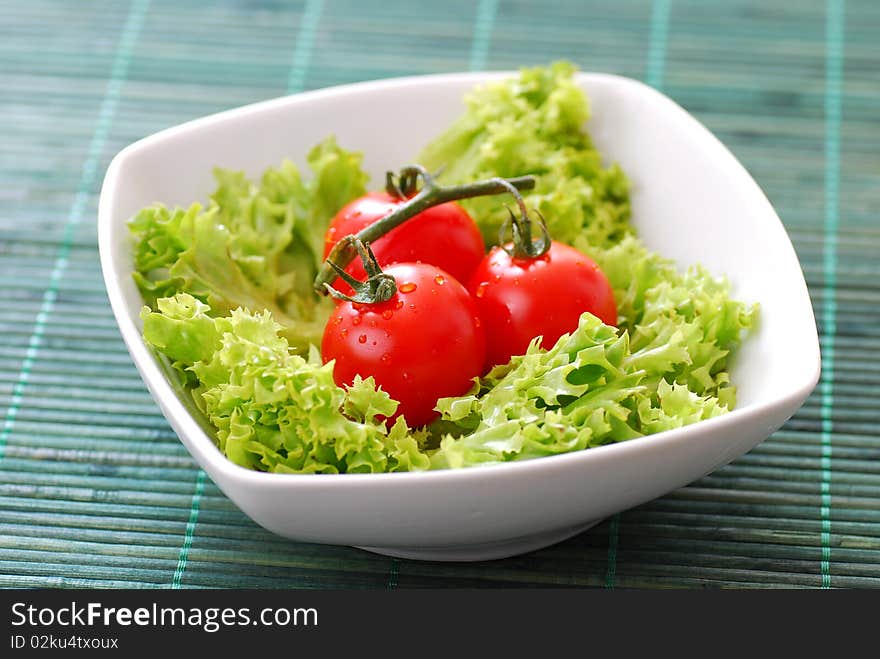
<box><xmin>1</xmin><ymin>0</ymin><xmax>877</xmax><ymax>589</ymax></box>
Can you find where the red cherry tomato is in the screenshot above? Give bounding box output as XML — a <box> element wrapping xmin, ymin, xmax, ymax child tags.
<box><xmin>322</xmin><ymin>262</ymin><xmax>485</xmax><ymax>428</ymax></box>
<box><xmin>323</xmin><ymin>191</ymin><xmax>485</xmax><ymax>297</ymax></box>
<box><xmin>468</xmin><ymin>241</ymin><xmax>617</xmax><ymax>369</ymax></box>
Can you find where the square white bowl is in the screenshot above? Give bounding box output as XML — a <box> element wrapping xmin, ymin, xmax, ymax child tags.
<box><xmin>98</xmin><ymin>72</ymin><xmax>820</xmax><ymax>561</ymax></box>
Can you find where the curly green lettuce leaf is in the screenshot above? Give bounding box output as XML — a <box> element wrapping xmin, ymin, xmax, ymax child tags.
<box><xmin>588</xmin><ymin>234</ymin><xmax>759</xmax><ymax>408</ymax></box>
<box><xmin>130</xmin><ymin>136</ymin><xmax>369</xmax><ymax>353</ymax></box>
<box><xmin>419</xmin><ymin>61</ymin><xmax>631</xmax><ymax>249</ymax></box>
<box><xmin>431</xmin><ymin>315</ymin><xmax>642</xmax><ymax>468</ymax></box>
<box><xmin>142</xmin><ymin>294</ymin><xmax>430</xmax><ymax>474</ymax></box>
<box><xmin>430</xmin><ymin>294</ymin><xmax>752</xmax><ymax>470</ymax></box>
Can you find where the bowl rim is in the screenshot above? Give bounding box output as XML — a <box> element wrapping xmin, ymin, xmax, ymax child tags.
<box><xmin>97</xmin><ymin>69</ymin><xmax>821</xmax><ymax>490</ymax></box>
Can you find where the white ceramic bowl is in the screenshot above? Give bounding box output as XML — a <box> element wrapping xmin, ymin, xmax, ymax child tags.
<box><xmin>98</xmin><ymin>72</ymin><xmax>820</xmax><ymax>561</ymax></box>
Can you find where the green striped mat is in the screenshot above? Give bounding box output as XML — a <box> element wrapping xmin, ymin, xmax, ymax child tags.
<box><xmin>1</xmin><ymin>0</ymin><xmax>878</xmax><ymax>589</ymax></box>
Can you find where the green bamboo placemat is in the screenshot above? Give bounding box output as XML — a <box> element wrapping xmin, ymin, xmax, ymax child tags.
<box><xmin>1</xmin><ymin>0</ymin><xmax>877</xmax><ymax>589</ymax></box>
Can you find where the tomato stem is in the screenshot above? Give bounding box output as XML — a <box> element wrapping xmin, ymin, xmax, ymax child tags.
<box><xmin>384</xmin><ymin>170</ymin><xmax>405</xmax><ymax>199</ymax></box>
<box><xmin>493</xmin><ymin>177</ymin><xmax>551</xmax><ymax>259</ymax></box>
<box><xmin>322</xmin><ymin>239</ymin><xmax>397</xmax><ymax>304</ymax></box>
<box><xmin>314</xmin><ymin>166</ymin><xmax>536</xmax><ymax>297</ymax></box>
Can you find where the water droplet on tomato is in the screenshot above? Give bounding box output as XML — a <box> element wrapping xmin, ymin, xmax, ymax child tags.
<box><xmin>474</xmin><ymin>317</ymin><xmax>482</xmax><ymax>328</ymax></box>
<box><xmin>399</xmin><ymin>282</ymin><xmax>417</xmax><ymax>294</ymax></box>
<box><xmin>381</xmin><ymin>353</ymin><xmax>392</xmax><ymax>364</ymax></box>
<box><xmin>409</xmin><ymin>303</ymin><xmax>416</xmax><ymax>310</ymax></box>
<box><xmin>395</xmin><ymin>300</ymin><xmax>404</xmax><ymax>310</ymax></box>
<box><xmin>475</xmin><ymin>281</ymin><xmax>489</xmax><ymax>298</ymax></box>
<box><xmin>358</xmin><ymin>334</ymin><xmax>367</xmax><ymax>344</ymax></box>
<box><xmin>333</xmin><ymin>316</ymin><xmax>342</xmax><ymax>325</ymax></box>
<box><xmin>381</xmin><ymin>309</ymin><xmax>393</xmax><ymax>320</ymax></box>
<box><xmin>513</xmin><ymin>278</ymin><xmax>520</xmax><ymax>286</ymax></box>
<box><xmin>351</xmin><ymin>315</ymin><xmax>362</xmax><ymax>326</ymax></box>
<box><xmin>340</xmin><ymin>328</ymin><xmax>349</xmax><ymax>338</ymax></box>
<box><xmin>492</xmin><ymin>274</ymin><xmax>501</xmax><ymax>282</ymax></box>
<box><xmin>434</xmin><ymin>274</ymin><xmax>446</xmax><ymax>285</ymax></box>
<box><xmin>370</xmin><ymin>319</ymin><xmax>377</xmax><ymax>328</ymax></box>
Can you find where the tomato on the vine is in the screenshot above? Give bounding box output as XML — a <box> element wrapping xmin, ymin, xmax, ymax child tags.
<box><xmin>323</xmin><ymin>191</ymin><xmax>485</xmax><ymax>298</ymax></box>
<box><xmin>468</xmin><ymin>242</ymin><xmax>617</xmax><ymax>370</ymax></box>
<box><xmin>322</xmin><ymin>261</ymin><xmax>485</xmax><ymax>428</ymax></box>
